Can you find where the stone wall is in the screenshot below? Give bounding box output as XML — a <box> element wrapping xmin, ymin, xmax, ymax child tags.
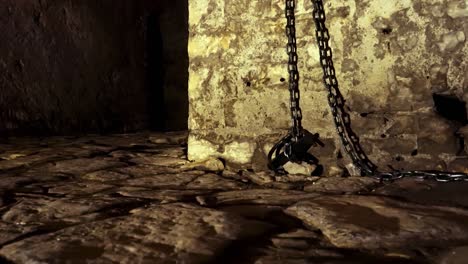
<box><xmin>0</xmin><ymin>0</ymin><xmax>189</xmax><ymax>135</ymax></box>
<box><xmin>188</xmin><ymin>0</ymin><xmax>468</xmax><ymax>172</ymax></box>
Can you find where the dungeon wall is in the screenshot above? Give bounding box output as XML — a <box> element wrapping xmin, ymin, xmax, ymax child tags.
<box><xmin>0</xmin><ymin>0</ymin><xmax>189</xmax><ymax>135</ymax></box>
<box><xmin>188</xmin><ymin>0</ymin><xmax>468</xmax><ymax>172</ymax></box>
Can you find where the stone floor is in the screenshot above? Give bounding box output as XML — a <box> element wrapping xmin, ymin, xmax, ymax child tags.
<box><xmin>0</xmin><ymin>132</ymin><xmax>467</xmax><ymax>264</ymax></box>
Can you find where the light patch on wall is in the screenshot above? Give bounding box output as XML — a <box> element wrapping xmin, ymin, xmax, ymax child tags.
<box><xmin>189</xmin><ymin>35</ymin><xmax>233</xmax><ymax>58</ymax></box>
<box><xmin>188</xmin><ymin>136</ymin><xmax>256</xmax><ymax>165</ymax></box>
<box><xmin>187</xmin><ymin>136</ymin><xmax>219</xmax><ymax>161</ymax></box>
<box><xmin>188</xmin><ymin>68</ymin><xmax>209</xmax><ymax>99</ymax></box>
<box><xmin>448</xmin><ymin>0</ymin><xmax>468</xmax><ymax>18</ymax></box>
<box><xmin>366</xmin><ymin>0</ymin><xmax>413</xmax><ymax>19</ymax></box>
<box><xmin>438</xmin><ymin>31</ymin><xmax>466</xmax><ymax>52</ymax></box>
<box><xmin>224</xmin><ymin>141</ymin><xmax>256</xmax><ymax>164</ymax></box>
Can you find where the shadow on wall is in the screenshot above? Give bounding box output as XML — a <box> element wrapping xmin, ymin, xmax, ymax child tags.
<box><xmin>0</xmin><ymin>0</ymin><xmax>188</xmax><ymax>136</ymax></box>
<box><xmin>146</xmin><ymin>0</ymin><xmax>189</xmax><ymax>132</ymax></box>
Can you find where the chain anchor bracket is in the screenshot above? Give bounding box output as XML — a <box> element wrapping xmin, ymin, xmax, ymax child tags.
<box><xmin>268</xmin><ymin>129</ymin><xmax>325</xmax><ymax>176</ymax></box>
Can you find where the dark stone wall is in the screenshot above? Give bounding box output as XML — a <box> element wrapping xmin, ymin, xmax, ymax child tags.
<box><xmin>0</xmin><ymin>0</ymin><xmax>188</xmax><ymax>136</ymax></box>
<box><xmin>147</xmin><ymin>0</ymin><xmax>189</xmax><ymax>132</ymax></box>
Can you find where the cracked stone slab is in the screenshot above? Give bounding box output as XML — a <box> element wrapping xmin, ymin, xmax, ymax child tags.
<box><xmin>149</xmin><ymin>146</ymin><xmax>186</xmax><ymax>158</ymax></box>
<box><xmin>0</xmin><ymin>203</ymin><xmax>272</xmax><ymax>264</ymax></box>
<box><xmin>240</xmin><ymin>171</ymin><xmax>306</xmax><ymax>189</ymax></box>
<box><xmin>0</xmin><ymin>172</ymin><xmax>76</xmax><ymax>191</ymax></box>
<box><xmin>255</xmin><ymin>248</ymin><xmax>345</xmax><ymax>264</ymax></box>
<box><xmin>34</xmin><ymin>158</ymin><xmax>126</xmax><ymax>176</ymax></box>
<box><xmin>243</xmin><ymin>171</ymin><xmax>275</xmax><ymax>185</ymax></box>
<box><xmin>40</xmin><ymin>146</ymin><xmax>112</xmax><ymax>159</ymax></box>
<box><xmin>0</xmin><ymin>221</ymin><xmax>39</xmax><ymax>245</ymax></box>
<box><xmin>285</xmin><ymin>195</ymin><xmax>468</xmax><ymax>249</ymax></box>
<box><xmin>186</xmin><ymin>173</ymin><xmax>246</xmax><ymax>190</ymax></box>
<box><xmin>46</xmin><ymin>182</ymin><xmax>116</xmax><ymax>197</ymax></box>
<box><xmin>254</xmin><ymin>228</ymin><xmax>416</xmax><ymax>264</ymax></box>
<box><xmin>109</xmin><ymin>145</ymin><xmax>186</xmax><ymax>160</ymax></box>
<box><xmin>116</xmin><ymin>187</ymin><xmax>210</xmax><ymax>203</ymax></box>
<box><xmin>275</xmin><ymin>174</ymin><xmax>319</xmax><ymax>183</ymax></box>
<box><xmin>437</xmin><ymin>245</ymin><xmax>468</xmax><ymax>264</ymax></box>
<box><xmin>81</xmin><ymin>170</ymin><xmax>131</xmax><ymax>182</ymax></box>
<box><xmin>374</xmin><ymin>178</ymin><xmax>468</xmax><ymax>207</ymax></box>
<box><xmin>304</xmin><ymin>177</ymin><xmax>380</xmax><ymax>194</ymax></box>
<box><xmin>253</xmin><ymin>248</ymin><xmax>417</xmax><ymax>264</ymax></box>
<box><xmin>181</xmin><ymin>158</ymin><xmax>225</xmax><ymax>172</ymax></box>
<box><xmin>126</xmin><ymin>153</ymin><xmax>189</xmax><ymax>167</ymax></box>
<box><xmin>148</xmin><ymin>131</ymin><xmax>188</xmax><ymax>145</ymax></box>
<box><xmin>0</xmin><ymin>153</ymin><xmax>71</xmax><ymax>172</ymax></box>
<box><xmin>0</xmin><ymin>149</ymin><xmax>41</xmax><ymax>161</ymax></box>
<box><xmin>121</xmin><ymin>173</ymin><xmax>201</xmax><ymax>188</ymax></box>
<box><xmin>2</xmin><ymin>196</ymin><xmax>142</xmax><ymax>225</ymax></box>
<box><xmin>0</xmin><ymin>176</ymin><xmax>36</xmax><ymax>190</ymax></box>
<box><xmin>114</xmin><ymin>164</ymin><xmax>195</xmax><ymax>176</ymax></box>
<box><xmin>196</xmin><ymin>189</ymin><xmax>320</xmax><ymax>206</ymax></box>
<box><xmin>81</xmin><ymin>134</ymin><xmax>156</xmax><ymax>148</ymax></box>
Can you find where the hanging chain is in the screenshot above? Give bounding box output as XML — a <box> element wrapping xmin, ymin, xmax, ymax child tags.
<box><xmin>279</xmin><ymin>0</ymin><xmax>468</xmax><ymax>182</ymax></box>
<box><xmin>267</xmin><ymin>0</ymin><xmax>326</xmax><ymax>175</ymax></box>
<box><xmin>286</xmin><ymin>0</ymin><xmax>303</xmax><ymax>141</ymax></box>
<box><xmin>310</xmin><ymin>0</ymin><xmax>378</xmax><ymax>176</ymax></box>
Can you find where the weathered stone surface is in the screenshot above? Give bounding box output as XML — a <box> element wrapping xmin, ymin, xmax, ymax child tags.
<box><xmin>221</xmin><ymin>169</ymin><xmax>246</xmax><ymax>181</ymax></box>
<box><xmin>181</xmin><ymin>158</ymin><xmax>225</xmax><ymax>172</ymax></box>
<box><xmin>1</xmin><ymin>0</ymin><xmax>191</xmax><ymax>134</ymax></box>
<box><xmin>0</xmin><ymin>222</ymin><xmax>39</xmax><ymax>245</ymax></box>
<box><xmin>275</xmin><ymin>174</ymin><xmax>319</xmax><ymax>183</ymax></box>
<box><xmin>128</xmin><ymin>154</ymin><xmax>189</xmax><ymax>167</ymax></box>
<box><xmin>81</xmin><ymin>170</ymin><xmax>131</xmax><ymax>182</ymax></box>
<box><xmin>114</xmin><ymin>164</ymin><xmax>191</xmax><ymax>176</ymax></box>
<box><xmin>438</xmin><ymin>245</ymin><xmax>468</xmax><ymax>264</ymax></box>
<box><xmin>0</xmin><ymin>152</ymin><xmax>69</xmax><ymax>172</ymax></box>
<box><xmin>2</xmin><ymin>133</ymin><xmax>468</xmax><ymax>262</ymax></box>
<box><xmin>116</xmin><ymin>187</ymin><xmax>209</xmax><ymax>203</ymax></box>
<box><xmin>149</xmin><ymin>132</ymin><xmax>189</xmax><ymax>145</ymax></box>
<box><xmin>286</xmin><ymin>195</ymin><xmax>468</xmax><ymax>249</ymax></box>
<box><xmin>186</xmin><ymin>173</ymin><xmax>246</xmax><ymax>190</ymax></box>
<box><xmin>47</xmin><ymin>182</ymin><xmax>116</xmax><ymax>197</ymax></box>
<box><xmin>374</xmin><ymin>178</ymin><xmax>468</xmax><ymax>208</ymax></box>
<box><xmin>326</xmin><ymin>166</ymin><xmax>346</xmax><ymax>177</ymax></box>
<box><xmin>122</xmin><ymin>173</ymin><xmax>200</xmax><ymax>188</ymax></box>
<box><xmin>0</xmin><ymin>203</ymin><xmax>273</xmax><ymax>264</ymax></box>
<box><xmin>188</xmin><ymin>0</ymin><xmax>468</xmax><ymax>169</ymax></box>
<box><xmin>34</xmin><ymin>158</ymin><xmax>126</xmax><ymax>176</ymax></box>
<box><xmin>283</xmin><ymin>162</ymin><xmax>317</xmax><ymax>176</ymax></box>
<box><xmin>244</xmin><ymin>171</ymin><xmax>275</xmax><ymax>185</ymax></box>
<box><xmin>196</xmin><ymin>189</ymin><xmax>320</xmax><ymax>206</ymax></box>
<box><xmin>448</xmin><ymin>159</ymin><xmax>468</xmax><ymax>174</ymax></box>
<box><xmin>2</xmin><ymin>196</ymin><xmax>140</xmax><ymax>225</ymax></box>
<box><xmin>304</xmin><ymin>177</ymin><xmax>379</xmax><ymax>194</ymax></box>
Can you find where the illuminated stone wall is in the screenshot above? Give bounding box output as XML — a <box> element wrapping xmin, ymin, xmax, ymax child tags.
<box><xmin>188</xmin><ymin>0</ymin><xmax>468</xmax><ymax>172</ymax></box>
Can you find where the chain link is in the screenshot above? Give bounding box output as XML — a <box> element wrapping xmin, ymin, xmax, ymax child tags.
<box><xmin>278</xmin><ymin>0</ymin><xmax>468</xmax><ymax>182</ymax></box>
<box><xmin>285</xmin><ymin>0</ymin><xmax>303</xmax><ymax>141</ymax></box>
<box><xmin>311</xmin><ymin>0</ymin><xmax>378</xmax><ymax>176</ymax></box>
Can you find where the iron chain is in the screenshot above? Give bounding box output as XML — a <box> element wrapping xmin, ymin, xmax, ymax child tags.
<box><xmin>280</xmin><ymin>0</ymin><xmax>468</xmax><ymax>182</ymax></box>
<box><xmin>310</xmin><ymin>0</ymin><xmax>378</xmax><ymax>176</ymax></box>
<box><xmin>285</xmin><ymin>0</ymin><xmax>303</xmax><ymax>141</ymax></box>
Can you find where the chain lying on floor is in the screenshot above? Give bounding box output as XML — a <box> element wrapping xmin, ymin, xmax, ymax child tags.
<box><xmin>268</xmin><ymin>0</ymin><xmax>468</xmax><ymax>182</ymax></box>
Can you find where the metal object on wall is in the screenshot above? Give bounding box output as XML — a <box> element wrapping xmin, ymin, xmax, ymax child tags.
<box><xmin>269</xmin><ymin>0</ymin><xmax>468</xmax><ymax>182</ymax></box>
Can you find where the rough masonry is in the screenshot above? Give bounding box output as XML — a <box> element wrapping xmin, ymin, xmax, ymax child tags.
<box><xmin>188</xmin><ymin>0</ymin><xmax>468</xmax><ymax>173</ymax></box>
